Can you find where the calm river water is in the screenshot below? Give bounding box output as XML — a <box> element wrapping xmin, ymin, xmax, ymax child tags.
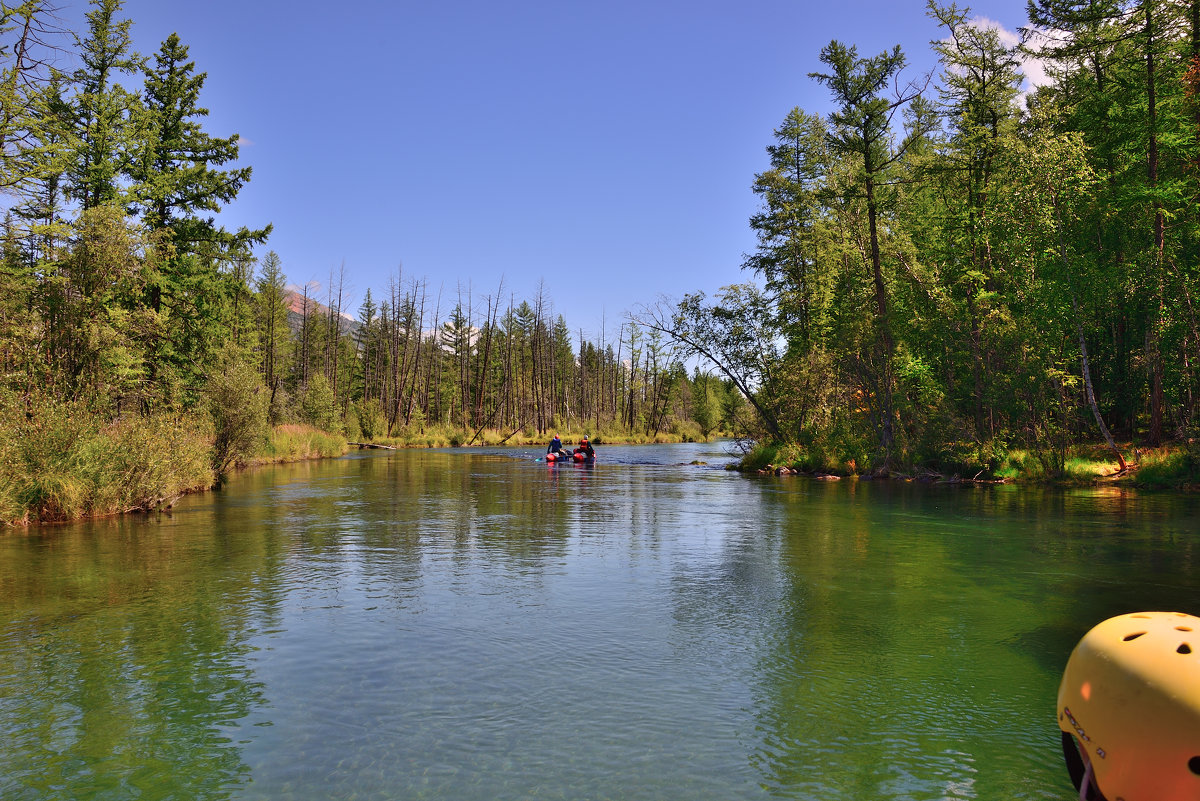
<box><xmin>2</xmin><ymin>441</ymin><xmax>1199</xmax><ymax>800</ymax></box>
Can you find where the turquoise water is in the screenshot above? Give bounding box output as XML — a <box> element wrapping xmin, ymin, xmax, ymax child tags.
<box><xmin>2</xmin><ymin>442</ymin><xmax>1198</xmax><ymax>800</ymax></box>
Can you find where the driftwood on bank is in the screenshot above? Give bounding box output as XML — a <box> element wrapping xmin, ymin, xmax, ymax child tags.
<box><xmin>348</xmin><ymin>442</ymin><xmax>398</xmax><ymax>450</ymax></box>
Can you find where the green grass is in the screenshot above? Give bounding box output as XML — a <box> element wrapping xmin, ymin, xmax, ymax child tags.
<box><xmin>371</xmin><ymin>425</ymin><xmax>710</xmax><ymax>449</ymax></box>
<box><xmin>1130</xmin><ymin>448</ymin><xmax>1200</xmax><ymax>489</ymax></box>
<box><xmin>994</xmin><ymin>448</ymin><xmax>1121</xmax><ymax>484</ymax></box>
<box><xmin>0</xmin><ymin>394</ymin><xmax>359</xmax><ymax>525</ymax></box>
<box><xmin>734</xmin><ymin>438</ymin><xmax>1139</xmax><ymax>484</ymax></box>
<box><xmin>252</xmin><ymin>424</ymin><xmax>348</xmax><ymax>463</ymax></box>
<box><xmin>1</xmin><ymin>401</ymin><xmax>213</xmax><ymax>525</ymax></box>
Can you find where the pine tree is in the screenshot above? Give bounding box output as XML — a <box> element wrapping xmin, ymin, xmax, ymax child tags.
<box><xmin>745</xmin><ymin>108</ymin><xmax>830</xmax><ymax>350</ymax></box>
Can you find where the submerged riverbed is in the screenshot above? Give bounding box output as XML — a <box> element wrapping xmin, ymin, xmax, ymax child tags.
<box><xmin>2</xmin><ymin>442</ymin><xmax>1198</xmax><ymax>800</ymax></box>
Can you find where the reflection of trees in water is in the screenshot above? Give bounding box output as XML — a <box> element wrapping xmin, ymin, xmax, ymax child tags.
<box><xmin>0</xmin><ymin>511</ymin><xmax>285</xmax><ymax>801</ymax></box>
<box><xmin>6</xmin><ymin>454</ymin><xmax>1198</xmax><ymax>801</ymax></box>
<box><xmin>741</xmin><ymin>481</ymin><xmax>1200</xmax><ymax>799</ymax></box>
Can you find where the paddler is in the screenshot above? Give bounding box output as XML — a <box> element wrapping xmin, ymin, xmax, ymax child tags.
<box><xmin>574</xmin><ymin>436</ymin><xmax>594</xmax><ymax>460</ymax></box>
<box><xmin>547</xmin><ymin>434</ymin><xmax>564</xmax><ymax>459</ymax></box>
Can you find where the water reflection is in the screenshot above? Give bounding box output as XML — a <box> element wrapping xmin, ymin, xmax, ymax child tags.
<box><xmin>0</xmin><ymin>516</ymin><xmax>277</xmax><ymax>801</ymax></box>
<box><xmin>745</xmin><ymin>479</ymin><xmax>1200</xmax><ymax>800</ymax></box>
<box><xmin>2</xmin><ymin>451</ymin><xmax>1199</xmax><ymax>800</ymax></box>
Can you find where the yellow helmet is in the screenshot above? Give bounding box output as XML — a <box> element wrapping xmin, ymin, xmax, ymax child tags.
<box><xmin>1058</xmin><ymin>611</ymin><xmax>1200</xmax><ymax>800</ymax></box>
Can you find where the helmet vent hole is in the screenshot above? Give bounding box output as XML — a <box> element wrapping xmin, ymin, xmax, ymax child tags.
<box><xmin>1178</xmin><ymin>643</ymin><xmax>1193</xmax><ymax>655</ymax></box>
<box><xmin>1190</xmin><ymin>756</ymin><xmax>1200</xmax><ymax>775</ymax></box>
<box><xmin>1178</xmin><ymin>626</ymin><xmax>1194</xmax><ymax>632</ymax></box>
<box><xmin>1123</xmin><ymin>632</ymin><xmax>1146</xmax><ymax>641</ymax></box>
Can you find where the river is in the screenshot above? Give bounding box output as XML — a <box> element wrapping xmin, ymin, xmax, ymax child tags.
<box><xmin>2</xmin><ymin>441</ymin><xmax>1198</xmax><ymax>800</ymax></box>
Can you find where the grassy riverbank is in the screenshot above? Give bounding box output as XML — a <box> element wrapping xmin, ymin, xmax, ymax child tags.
<box><xmin>737</xmin><ymin>439</ymin><xmax>1200</xmax><ymax>489</ymax></box>
<box><xmin>248</xmin><ymin>424</ymin><xmax>348</xmax><ymax>465</ymax></box>
<box><xmin>0</xmin><ymin>404</ymin><xmax>721</xmax><ymax>525</ymax></box>
<box><xmin>1</xmin><ymin>398</ymin><xmax>348</xmax><ymax>526</ymax></box>
<box><xmin>371</xmin><ymin>424</ymin><xmax>716</xmax><ymax>449</ymax></box>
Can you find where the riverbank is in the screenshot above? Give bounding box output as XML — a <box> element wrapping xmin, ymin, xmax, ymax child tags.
<box><xmin>1</xmin><ymin>412</ymin><xmax>348</xmax><ymax>526</ymax></box>
<box><xmin>1</xmin><ymin>414</ymin><xmax>724</xmax><ymax>525</ymax></box>
<box><xmin>737</xmin><ymin>440</ymin><xmax>1200</xmax><ymax>489</ymax></box>
<box><xmin>369</xmin><ymin>425</ymin><xmax>720</xmax><ymax>449</ymax></box>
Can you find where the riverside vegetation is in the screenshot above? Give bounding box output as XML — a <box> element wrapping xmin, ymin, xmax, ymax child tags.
<box><xmin>6</xmin><ymin>1</ymin><xmax>1200</xmax><ymax>525</ymax></box>
<box><xmin>638</xmin><ymin>1</ymin><xmax>1200</xmax><ymax>489</ymax></box>
<box><xmin>0</xmin><ymin>1</ymin><xmax>741</xmax><ymax>524</ymax></box>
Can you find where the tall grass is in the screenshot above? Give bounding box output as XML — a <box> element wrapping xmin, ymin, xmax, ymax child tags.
<box><xmin>252</xmin><ymin>424</ymin><xmax>348</xmax><ymax>463</ymax></box>
<box><xmin>371</xmin><ymin>425</ymin><xmax>705</xmax><ymax>449</ymax></box>
<box><xmin>1</xmin><ymin>399</ymin><xmax>212</xmax><ymax>525</ymax></box>
<box><xmin>994</xmin><ymin>448</ymin><xmax>1120</xmax><ymax>483</ymax></box>
<box><xmin>1132</xmin><ymin>447</ymin><xmax>1200</xmax><ymax>489</ymax></box>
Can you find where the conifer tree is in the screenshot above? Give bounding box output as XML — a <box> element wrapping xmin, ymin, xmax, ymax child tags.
<box><xmin>810</xmin><ymin>40</ymin><xmax>932</xmax><ymax>463</ymax></box>
<box><xmin>130</xmin><ymin>32</ymin><xmax>266</xmax><ymax>259</ymax></box>
<box><xmin>745</xmin><ymin>108</ymin><xmax>830</xmax><ymax>350</ymax></box>
<box><xmin>65</xmin><ymin>0</ymin><xmax>141</xmax><ymax>210</ymax></box>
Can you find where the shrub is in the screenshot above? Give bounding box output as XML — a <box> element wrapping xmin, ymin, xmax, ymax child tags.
<box><xmin>207</xmin><ymin>354</ymin><xmax>269</xmax><ymax>476</ymax></box>
<box><xmin>0</xmin><ymin>391</ymin><xmax>212</xmax><ymax>524</ymax></box>
<box><xmin>355</xmin><ymin>398</ymin><xmax>386</xmax><ymax>440</ymax></box>
<box><xmin>740</xmin><ymin>441</ymin><xmax>778</xmax><ymax>472</ymax></box>
<box><xmin>260</xmin><ymin>424</ymin><xmax>347</xmax><ymax>462</ymax></box>
<box><xmin>300</xmin><ymin>373</ymin><xmax>339</xmax><ymax>433</ymax></box>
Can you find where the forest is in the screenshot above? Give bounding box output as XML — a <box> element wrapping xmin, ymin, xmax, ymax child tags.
<box><xmin>0</xmin><ymin>0</ymin><xmax>738</xmax><ymax>523</ymax></box>
<box><xmin>3</xmin><ymin>0</ymin><xmax>1200</xmax><ymax>523</ymax></box>
<box><xmin>643</xmin><ymin>0</ymin><xmax>1200</xmax><ymax>481</ymax></box>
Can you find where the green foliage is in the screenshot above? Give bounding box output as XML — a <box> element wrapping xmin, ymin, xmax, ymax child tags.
<box><xmin>66</xmin><ymin>0</ymin><xmax>143</xmax><ymax>210</ymax></box>
<box><xmin>299</xmin><ymin>373</ymin><xmax>339</xmax><ymax>433</ymax></box>
<box><xmin>206</xmin><ymin>350</ymin><xmax>268</xmax><ymax>476</ymax></box>
<box><xmin>690</xmin><ymin>371</ymin><xmax>723</xmax><ymax>438</ymax></box>
<box><xmin>258</xmin><ymin>424</ymin><xmax>346</xmax><ymax>462</ymax></box>
<box><xmin>740</xmin><ymin>441</ymin><xmax>779</xmax><ymax>472</ymax></box>
<box><xmin>1134</xmin><ymin>449</ymin><xmax>1200</xmax><ymax>489</ymax></box>
<box><xmin>0</xmin><ymin>390</ymin><xmax>212</xmax><ymax>524</ymax></box>
<box><xmin>354</xmin><ymin>398</ymin><xmax>386</xmax><ymax>440</ymax></box>
<box><xmin>130</xmin><ymin>32</ymin><xmax>267</xmax><ymax>258</ymax></box>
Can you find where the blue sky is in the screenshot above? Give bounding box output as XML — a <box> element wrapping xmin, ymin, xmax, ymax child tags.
<box><xmin>58</xmin><ymin>0</ymin><xmax>1035</xmax><ymax>339</ymax></box>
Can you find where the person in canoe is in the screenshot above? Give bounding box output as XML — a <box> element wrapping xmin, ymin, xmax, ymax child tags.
<box><xmin>573</xmin><ymin>436</ymin><xmax>595</xmax><ymax>461</ymax></box>
<box><xmin>546</xmin><ymin>434</ymin><xmax>564</xmax><ymax>461</ymax></box>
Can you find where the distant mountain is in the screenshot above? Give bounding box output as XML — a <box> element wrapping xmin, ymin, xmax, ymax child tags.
<box><xmin>282</xmin><ymin>289</ymin><xmax>360</xmax><ymax>338</ymax></box>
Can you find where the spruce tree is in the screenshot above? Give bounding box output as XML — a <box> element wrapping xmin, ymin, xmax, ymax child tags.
<box><xmin>130</xmin><ymin>32</ymin><xmax>268</xmax><ymax>262</ymax></box>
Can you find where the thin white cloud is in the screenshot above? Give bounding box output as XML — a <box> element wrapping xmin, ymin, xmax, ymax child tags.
<box><xmin>967</xmin><ymin>15</ymin><xmax>1053</xmax><ymax>96</ymax></box>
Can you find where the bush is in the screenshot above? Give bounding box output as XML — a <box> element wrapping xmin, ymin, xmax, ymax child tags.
<box><xmin>207</xmin><ymin>355</ymin><xmax>269</xmax><ymax>476</ymax></box>
<box><xmin>671</xmin><ymin>418</ymin><xmax>705</xmax><ymax>443</ymax></box>
<box><xmin>0</xmin><ymin>391</ymin><xmax>212</xmax><ymax>524</ymax></box>
<box><xmin>343</xmin><ymin>406</ymin><xmax>362</xmax><ymax>442</ymax></box>
<box><xmin>740</xmin><ymin>441</ymin><xmax>778</xmax><ymax>472</ymax></box>
<box><xmin>355</xmin><ymin>398</ymin><xmax>386</xmax><ymax>440</ymax></box>
<box><xmin>267</xmin><ymin>383</ymin><xmax>291</xmax><ymax>426</ymax></box>
<box><xmin>300</xmin><ymin>373</ymin><xmax>339</xmax><ymax>433</ymax></box>
<box><xmin>259</xmin><ymin>424</ymin><xmax>347</xmax><ymax>462</ymax></box>
<box><xmin>1135</xmin><ymin>449</ymin><xmax>1197</xmax><ymax>488</ymax></box>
